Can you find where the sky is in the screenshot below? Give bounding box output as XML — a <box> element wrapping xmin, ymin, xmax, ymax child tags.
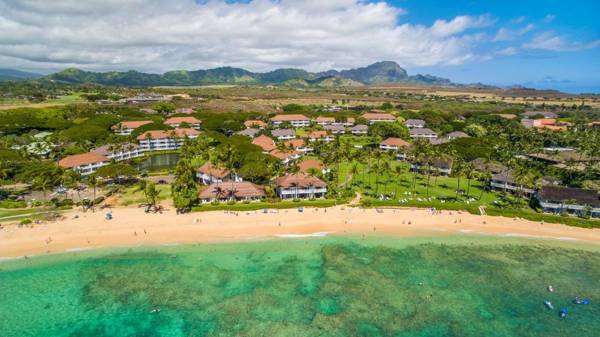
<box><xmin>0</xmin><ymin>0</ymin><xmax>598</xmax><ymax>93</ymax></box>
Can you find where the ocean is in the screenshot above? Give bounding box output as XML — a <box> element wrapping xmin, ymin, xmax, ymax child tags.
<box><xmin>1</xmin><ymin>235</ymin><xmax>599</xmax><ymax>337</ymax></box>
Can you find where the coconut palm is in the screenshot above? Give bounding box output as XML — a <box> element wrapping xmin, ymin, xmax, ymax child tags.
<box><xmin>88</xmin><ymin>174</ymin><xmax>98</xmax><ymax>211</ymax></box>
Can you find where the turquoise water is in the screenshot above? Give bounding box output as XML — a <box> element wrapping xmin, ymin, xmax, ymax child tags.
<box><xmin>1</xmin><ymin>235</ymin><xmax>599</xmax><ymax>337</ymax></box>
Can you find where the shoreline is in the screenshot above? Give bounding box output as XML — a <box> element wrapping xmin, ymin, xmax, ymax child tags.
<box><xmin>1</xmin><ymin>204</ymin><xmax>600</xmax><ymax>259</ymax></box>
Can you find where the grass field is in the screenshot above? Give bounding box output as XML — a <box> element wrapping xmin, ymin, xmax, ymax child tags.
<box><xmin>116</xmin><ymin>184</ymin><xmax>171</xmax><ymax>206</ymax></box>
<box><xmin>192</xmin><ymin>198</ymin><xmax>345</xmax><ymax>212</ymax></box>
<box><xmin>0</xmin><ymin>93</ymin><xmax>87</xmax><ymax>110</ymax></box>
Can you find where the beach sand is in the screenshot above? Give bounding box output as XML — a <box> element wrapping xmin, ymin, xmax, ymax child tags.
<box><xmin>1</xmin><ymin>204</ymin><xmax>600</xmax><ymax>258</ymax></box>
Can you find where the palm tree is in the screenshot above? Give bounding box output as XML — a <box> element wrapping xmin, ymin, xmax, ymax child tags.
<box><xmin>88</xmin><ymin>174</ymin><xmax>98</xmax><ymax>211</ymax></box>
<box><xmin>145</xmin><ymin>182</ymin><xmax>159</xmax><ymax>209</ymax></box>
<box><xmin>381</xmin><ymin>160</ymin><xmax>392</xmax><ymax>196</ymax></box>
<box><xmin>350</xmin><ymin>162</ymin><xmax>360</xmax><ymax>186</ymax></box>
<box><xmin>463</xmin><ymin>162</ymin><xmax>475</xmax><ymax>198</ymax></box>
<box><xmin>393</xmin><ymin>164</ymin><xmax>404</xmax><ymax>198</ymax></box>
<box><xmin>453</xmin><ymin>158</ymin><xmax>465</xmax><ymax>201</ymax></box>
<box><xmin>289</xmin><ymin>161</ymin><xmax>301</xmax><ymax>199</ymax></box>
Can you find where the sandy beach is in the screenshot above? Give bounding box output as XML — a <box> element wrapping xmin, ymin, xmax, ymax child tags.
<box><xmin>1</xmin><ymin>204</ymin><xmax>600</xmax><ymax>258</ymax></box>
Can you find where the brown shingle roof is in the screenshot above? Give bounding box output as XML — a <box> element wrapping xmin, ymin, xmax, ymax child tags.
<box><xmin>252</xmin><ymin>135</ymin><xmax>276</xmax><ymax>151</ymax></box>
<box><xmin>197</xmin><ymin>162</ymin><xmax>230</xmax><ymax>179</ymax></box>
<box><xmin>58</xmin><ymin>152</ymin><xmax>108</xmax><ymax>168</ymax></box>
<box><xmin>316</xmin><ymin>117</ymin><xmax>335</xmax><ymax>123</ymax></box>
<box><xmin>276</xmin><ymin>173</ymin><xmax>327</xmax><ymax>189</ymax></box>
<box><xmin>164</xmin><ymin>116</ymin><xmax>201</xmax><ymax>124</ymax></box>
<box><xmin>111</xmin><ymin>120</ymin><xmax>153</xmax><ymax>130</ymax></box>
<box><xmin>539</xmin><ymin>186</ymin><xmax>600</xmax><ymax>206</ymax></box>
<box><xmin>199</xmin><ymin>182</ymin><xmax>265</xmax><ymax>199</ymax></box>
<box><xmin>271</xmin><ymin>114</ymin><xmax>309</xmax><ymax>122</ymax></box>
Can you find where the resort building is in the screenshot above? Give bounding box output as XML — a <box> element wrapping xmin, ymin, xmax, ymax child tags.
<box><xmin>308</xmin><ymin>130</ymin><xmax>334</xmax><ymax>142</ymax></box>
<box><xmin>137</xmin><ymin>128</ymin><xmax>200</xmax><ymax>151</ymax></box>
<box><xmin>361</xmin><ymin>112</ymin><xmax>396</xmax><ymax>124</ymax></box>
<box><xmin>199</xmin><ymin>182</ymin><xmax>265</xmax><ymax>203</ymax></box>
<box><xmin>490</xmin><ymin>170</ymin><xmax>534</xmax><ymax>195</ymax></box>
<box><xmin>315</xmin><ymin>117</ymin><xmax>335</xmax><ymax>126</ymax></box>
<box><xmin>285</xmin><ymin>139</ymin><xmax>313</xmax><ymax>153</ymax></box>
<box><xmin>380</xmin><ymin>137</ymin><xmax>411</xmax><ymax>160</ymax></box>
<box><xmin>164</xmin><ymin>116</ymin><xmax>202</xmax><ymax>129</ymax></box>
<box><xmin>244</xmin><ymin>120</ymin><xmax>267</xmax><ymax>129</ymax></box>
<box><xmin>196</xmin><ymin>162</ymin><xmax>241</xmax><ymax>185</ymax></box>
<box><xmin>58</xmin><ymin>152</ymin><xmax>109</xmax><ymax>175</ymax></box>
<box><xmin>111</xmin><ymin>120</ymin><xmax>153</xmax><ymax>135</ymax></box>
<box><xmin>404</xmin><ymin>119</ymin><xmax>426</xmax><ymax>128</ymax></box>
<box><xmin>269</xmin><ymin>149</ymin><xmax>300</xmax><ymax>164</ymax></box>
<box><xmin>92</xmin><ymin>143</ymin><xmax>144</xmax><ymax>162</ymax></box>
<box><xmin>252</xmin><ymin>135</ymin><xmax>276</xmax><ymax>152</ymax></box>
<box><xmin>351</xmin><ymin>125</ymin><xmax>368</xmax><ymax>135</ymax></box>
<box><xmin>298</xmin><ymin>159</ymin><xmax>330</xmax><ymax>174</ymax></box>
<box><xmin>537</xmin><ymin>186</ymin><xmax>600</xmax><ymax>218</ymax></box>
<box><xmin>522</xmin><ymin>111</ymin><xmax>558</xmax><ymax>119</ymax></box>
<box><xmin>275</xmin><ymin>173</ymin><xmax>328</xmax><ymax>199</ymax></box>
<box><xmin>271</xmin><ymin>129</ymin><xmax>296</xmax><ymax>140</ymax></box>
<box><xmin>446</xmin><ymin>131</ymin><xmax>469</xmax><ymax>140</ymax></box>
<box><xmin>270</xmin><ymin>114</ymin><xmax>310</xmax><ymax>128</ymax></box>
<box><xmin>343</xmin><ymin>117</ymin><xmax>356</xmax><ymax>126</ymax></box>
<box><xmin>174</xmin><ymin>108</ymin><xmax>194</xmax><ymax>114</ymax></box>
<box><xmin>324</xmin><ymin>125</ymin><xmax>346</xmax><ymax>134</ymax></box>
<box><xmin>411</xmin><ymin>159</ymin><xmax>453</xmax><ymax>176</ymax></box>
<box><xmin>409</xmin><ymin>128</ymin><xmax>438</xmax><ymax>140</ymax></box>
<box><xmin>235</xmin><ymin>128</ymin><xmax>260</xmax><ymax>138</ymax></box>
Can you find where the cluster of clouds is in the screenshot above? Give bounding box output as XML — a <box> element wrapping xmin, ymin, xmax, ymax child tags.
<box><xmin>0</xmin><ymin>0</ymin><xmax>597</xmax><ymax>73</ymax></box>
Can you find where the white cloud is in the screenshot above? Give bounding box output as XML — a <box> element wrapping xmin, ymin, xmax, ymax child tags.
<box><xmin>0</xmin><ymin>0</ymin><xmax>498</xmax><ymax>72</ymax></box>
<box><xmin>523</xmin><ymin>32</ymin><xmax>600</xmax><ymax>51</ymax></box>
<box><xmin>493</xmin><ymin>23</ymin><xmax>534</xmax><ymax>41</ymax></box>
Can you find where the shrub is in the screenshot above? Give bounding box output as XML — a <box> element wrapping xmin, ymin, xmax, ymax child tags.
<box><xmin>20</xmin><ymin>218</ymin><xmax>32</xmax><ymax>225</ymax></box>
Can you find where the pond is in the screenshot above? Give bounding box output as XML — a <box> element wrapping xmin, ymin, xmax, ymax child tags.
<box><xmin>136</xmin><ymin>153</ymin><xmax>180</xmax><ymax>172</ymax></box>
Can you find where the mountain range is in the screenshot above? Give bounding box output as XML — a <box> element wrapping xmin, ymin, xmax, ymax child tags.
<box><xmin>0</xmin><ymin>69</ymin><xmax>42</xmax><ymax>81</ymax></box>
<box><xmin>26</xmin><ymin>61</ymin><xmax>460</xmax><ymax>87</ymax></box>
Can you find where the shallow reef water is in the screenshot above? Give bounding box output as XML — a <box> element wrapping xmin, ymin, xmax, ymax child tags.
<box><xmin>1</xmin><ymin>235</ymin><xmax>599</xmax><ymax>337</ymax></box>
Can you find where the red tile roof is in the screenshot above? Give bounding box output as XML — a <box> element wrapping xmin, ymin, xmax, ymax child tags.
<box><xmin>298</xmin><ymin>159</ymin><xmax>323</xmax><ymax>173</ymax></box>
<box><xmin>381</xmin><ymin>137</ymin><xmax>411</xmax><ymax>147</ymax></box>
<box><xmin>164</xmin><ymin>116</ymin><xmax>201</xmax><ymax>124</ymax></box>
<box><xmin>197</xmin><ymin>162</ymin><xmax>230</xmax><ymax>178</ymax></box>
<box><xmin>269</xmin><ymin>149</ymin><xmax>297</xmax><ymax>160</ymax></box>
<box><xmin>252</xmin><ymin>135</ymin><xmax>276</xmax><ymax>151</ymax></box>
<box><xmin>316</xmin><ymin>117</ymin><xmax>335</xmax><ymax>123</ymax></box>
<box><xmin>137</xmin><ymin>128</ymin><xmax>199</xmax><ymax>140</ymax></box>
<box><xmin>362</xmin><ymin>113</ymin><xmax>395</xmax><ymax>120</ymax></box>
<box><xmin>199</xmin><ymin>182</ymin><xmax>265</xmax><ymax>199</ymax></box>
<box><xmin>308</xmin><ymin>130</ymin><xmax>329</xmax><ymax>139</ymax></box>
<box><xmin>271</xmin><ymin>114</ymin><xmax>309</xmax><ymax>122</ymax></box>
<box><xmin>244</xmin><ymin>120</ymin><xmax>267</xmax><ymax>128</ymax></box>
<box><xmin>111</xmin><ymin>120</ymin><xmax>152</xmax><ymax>130</ymax></box>
<box><xmin>58</xmin><ymin>152</ymin><xmax>108</xmax><ymax>168</ymax></box>
<box><xmin>284</xmin><ymin>139</ymin><xmax>305</xmax><ymax>149</ymax></box>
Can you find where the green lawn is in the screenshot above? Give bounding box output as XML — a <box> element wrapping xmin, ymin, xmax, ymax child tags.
<box><xmin>117</xmin><ymin>184</ymin><xmax>171</xmax><ymax>206</ymax></box>
<box><xmin>192</xmin><ymin>198</ymin><xmax>345</xmax><ymax>212</ymax></box>
<box><xmin>339</xmin><ymin>135</ymin><xmax>379</xmax><ymax>147</ymax></box>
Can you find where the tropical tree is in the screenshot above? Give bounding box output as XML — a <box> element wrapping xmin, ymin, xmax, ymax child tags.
<box><xmin>171</xmin><ymin>159</ymin><xmax>199</xmax><ymax>211</ymax></box>
<box><xmin>88</xmin><ymin>174</ymin><xmax>98</xmax><ymax>211</ymax></box>
<box><xmin>145</xmin><ymin>182</ymin><xmax>159</xmax><ymax>209</ymax></box>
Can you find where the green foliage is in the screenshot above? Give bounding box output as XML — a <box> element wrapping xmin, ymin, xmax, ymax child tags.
<box><xmin>95</xmin><ymin>163</ymin><xmax>138</xmax><ymax>179</ymax></box>
<box><xmin>368</xmin><ymin>122</ymin><xmax>409</xmax><ymax>139</ymax></box>
<box><xmin>61</xmin><ymin>124</ymin><xmax>110</xmax><ymax>144</ymax></box>
<box><xmin>464</xmin><ymin>124</ymin><xmax>487</xmax><ymax>137</ymax></box>
<box><xmin>152</xmin><ymin>102</ymin><xmax>176</xmax><ymax>114</ymax></box>
<box><xmin>171</xmin><ymin>159</ymin><xmax>199</xmax><ymax>210</ymax></box>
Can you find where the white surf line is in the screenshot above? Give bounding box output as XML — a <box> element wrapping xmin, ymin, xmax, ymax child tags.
<box><xmin>273</xmin><ymin>232</ymin><xmax>332</xmax><ymax>238</ymax></box>
<box><xmin>500</xmin><ymin>233</ymin><xmax>580</xmax><ymax>241</ymax></box>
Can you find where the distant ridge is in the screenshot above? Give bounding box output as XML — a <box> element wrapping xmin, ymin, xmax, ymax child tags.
<box><xmin>0</xmin><ymin>69</ymin><xmax>42</xmax><ymax>81</ymax></box>
<box><xmin>42</xmin><ymin>61</ymin><xmax>461</xmax><ymax>87</ymax></box>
